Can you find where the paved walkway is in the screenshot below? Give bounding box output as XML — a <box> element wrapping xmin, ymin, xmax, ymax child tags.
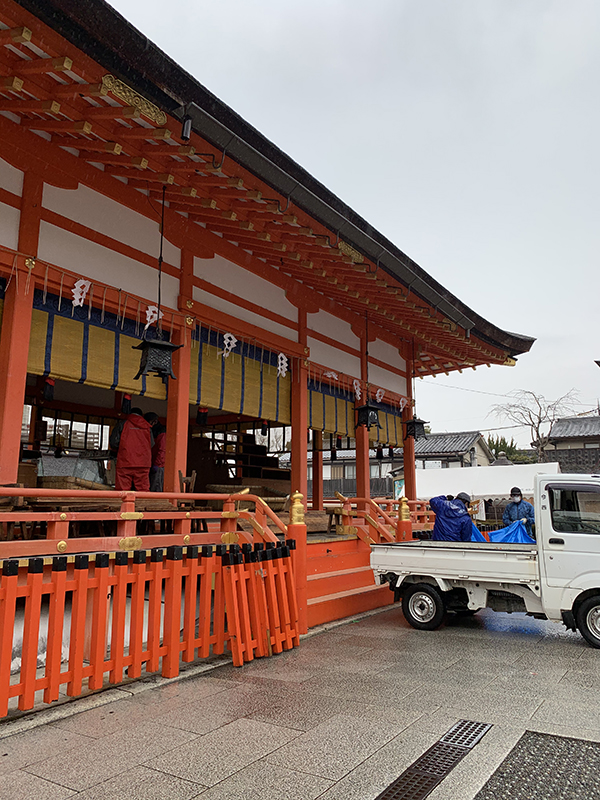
<box><xmin>1</xmin><ymin>606</ymin><xmax>599</xmax><ymax>799</ymax></box>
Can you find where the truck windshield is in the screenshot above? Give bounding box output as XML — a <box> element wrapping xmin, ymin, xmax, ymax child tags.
<box><xmin>549</xmin><ymin>486</ymin><xmax>600</xmax><ymax>534</ymax></box>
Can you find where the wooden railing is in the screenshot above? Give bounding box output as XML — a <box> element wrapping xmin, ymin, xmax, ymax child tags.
<box><xmin>0</xmin><ymin>487</ymin><xmax>291</xmax><ymax>558</ymax></box>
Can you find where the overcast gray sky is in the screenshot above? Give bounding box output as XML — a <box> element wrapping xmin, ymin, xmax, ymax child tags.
<box><xmin>111</xmin><ymin>0</ymin><xmax>600</xmax><ymax>446</ymax></box>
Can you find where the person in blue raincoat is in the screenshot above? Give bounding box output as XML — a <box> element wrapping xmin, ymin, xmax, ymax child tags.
<box><xmin>430</xmin><ymin>492</ymin><xmax>473</xmax><ymax>542</ymax></box>
<box><xmin>503</xmin><ymin>487</ymin><xmax>535</xmax><ymax>537</ymax></box>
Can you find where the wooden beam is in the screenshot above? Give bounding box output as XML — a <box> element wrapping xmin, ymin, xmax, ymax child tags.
<box><xmin>24</xmin><ymin>119</ymin><xmax>93</xmax><ymax>134</ymax></box>
<box><xmin>17</xmin><ymin>56</ymin><xmax>73</xmax><ymax>75</ymax></box>
<box><xmin>118</xmin><ymin>126</ymin><xmax>171</xmax><ymax>140</ymax></box>
<box><xmin>0</xmin><ymin>26</ymin><xmax>32</xmax><ymax>45</ymax></box>
<box><xmin>0</xmin><ymin>99</ymin><xmax>60</xmax><ymax>114</ymax></box>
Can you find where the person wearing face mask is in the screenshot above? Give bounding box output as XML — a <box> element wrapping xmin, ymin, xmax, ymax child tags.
<box><xmin>503</xmin><ymin>486</ymin><xmax>535</xmax><ymax>537</ymax></box>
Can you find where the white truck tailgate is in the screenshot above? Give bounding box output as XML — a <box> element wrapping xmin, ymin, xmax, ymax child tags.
<box><xmin>370</xmin><ymin>541</ymin><xmax>539</xmax><ymax>584</ymax></box>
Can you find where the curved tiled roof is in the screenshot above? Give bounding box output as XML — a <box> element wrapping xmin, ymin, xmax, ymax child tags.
<box><xmin>549</xmin><ymin>416</ymin><xmax>600</xmax><ymax>440</ymax></box>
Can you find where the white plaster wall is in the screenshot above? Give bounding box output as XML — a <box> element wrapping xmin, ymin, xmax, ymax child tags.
<box><xmin>307</xmin><ymin>310</ymin><xmax>360</xmax><ymax>348</ymax></box>
<box><xmin>0</xmin><ymin>202</ymin><xmax>19</xmax><ymax>251</ymax></box>
<box><xmin>194</xmin><ymin>255</ymin><xmax>297</xmax><ymax>323</ymax></box>
<box><xmin>369</xmin><ymin>338</ymin><xmax>406</xmax><ymax>372</ymax></box>
<box><xmin>307</xmin><ymin>336</ymin><xmax>361</xmax><ymax>377</ymax></box>
<box><xmin>367</xmin><ymin>363</ymin><xmax>407</xmax><ymax>396</ymax></box>
<box><xmin>38</xmin><ymin>222</ymin><xmax>179</xmax><ymax>309</ymax></box>
<box><xmin>42</xmin><ymin>184</ymin><xmax>180</xmax><ymax>267</ymax></box>
<box><xmin>193</xmin><ymin>285</ymin><xmax>298</xmax><ymax>343</ymax></box>
<box><xmin>0</xmin><ymin>157</ymin><xmax>24</xmax><ymax>196</ymax></box>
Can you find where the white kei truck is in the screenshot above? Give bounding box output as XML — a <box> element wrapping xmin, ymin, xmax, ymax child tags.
<box><xmin>370</xmin><ymin>474</ymin><xmax>600</xmax><ymax>648</ymax></box>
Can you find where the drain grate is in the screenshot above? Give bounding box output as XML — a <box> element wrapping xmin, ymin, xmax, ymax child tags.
<box><xmin>375</xmin><ymin>720</ymin><xmax>492</xmax><ymax>800</ymax></box>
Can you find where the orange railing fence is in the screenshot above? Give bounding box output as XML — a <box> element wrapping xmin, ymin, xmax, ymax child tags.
<box><xmin>0</xmin><ymin>540</ymin><xmax>299</xmax><ymax>716</ymax></box>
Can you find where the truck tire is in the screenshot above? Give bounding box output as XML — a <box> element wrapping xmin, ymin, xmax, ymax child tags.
<box><xmin>576</xmin><ymin>596</ymin><xmax>600</xmax><ymax>649</ymax></box>
<box><xmin>402</xmin><ymin>583</ymin><xmax>446</xmax><ymax>631</ymax></box>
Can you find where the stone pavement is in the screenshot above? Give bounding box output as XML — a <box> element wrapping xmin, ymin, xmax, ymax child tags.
<box><xmin>1</xmin><ymin>605</ymin><xmax>599</xmax><ymax>799</ymax></box>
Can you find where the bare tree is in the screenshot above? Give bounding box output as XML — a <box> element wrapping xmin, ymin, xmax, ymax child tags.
<box><xmin>491</xmin><ymin>389</ymin><xmax>579</xmax><ymax>462</ymax></box>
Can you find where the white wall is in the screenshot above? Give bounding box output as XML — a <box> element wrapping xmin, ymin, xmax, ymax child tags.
<box><xmin>43</xmin><ymin>183</ymin><xmax>180</xmax><ymax>267</ymax></box>
<box><xmin>193</xmin><ymin>285</ymin><xmax>298</xmax><ymax>342</ymax></box>
<box><xmin>307</xmin><ymin>310</ymin><xmax>360</xmax><ymax>348</ymax></box>
<box><xmin>194</xmin><ymin>255</ymin><xmax>297</xmax><ymax>324</ymax></box>
<box><xmin>0</xmin><ymin>157</ymin><xmax>24</xmax><ymax>196</ymax></box>
<box><xmin>306</xmin><ymin>336</ymin><xmax>361</xmax><ymax>377</ymax></box>
<box><xmin>367</xmin><ymin>363</ymin><xmax>407</xmax><ymax>396</ymax></box>
<box><xmin>38</xmin><ymin>222</ymin><xmax>179</xmax><ymax>310</ymax></box>
<box><xmin>0</xmin><ymin>202</ymin><xmax>19</xmax><ymax>251</ymax></box>
<box><xmin>369</xmin><ymin>338</ymin><xmax>406</xmax><ymax>372</ymax></box>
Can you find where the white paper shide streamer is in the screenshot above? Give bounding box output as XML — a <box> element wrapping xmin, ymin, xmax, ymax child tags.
<box><xmin>144</xmin><ymin>305</ymin><xmax>164</xmax><ymax>332</ymax></box>
<box><xmin>71</xmin><ymin>279</ymin><xmax>91</xmax><ymax>308</ymax></box>
<box><xmin>353</xmin><ymin>379</ymin><xmax>362</xmax><ymax>401</ymax></box>
<box><xmin>376</xmin><ymin>388</ymin><xmax>385</xmax><ymax>403</ymax></box>
<box><xmin>323</xmin><ymin>371</ymin><xmax>339</xmax><ymax>380</ymax></box>
<box><xmin>277</xmin><ymin>353</ymin><xmax>288</xmax><ymax>377</ymax></box>
<box><xmin>222</xmin><ymin>333</ymin><xmax>237</xmax><ymax>358</ymax></box>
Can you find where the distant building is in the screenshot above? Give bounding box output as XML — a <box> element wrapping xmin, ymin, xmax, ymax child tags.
<box><xmin>543</xmin><ymin>416</ymin><xmax>600</xmax><ymax>473</ymax></box>
<box><xmin>413</xmin><ymin>431</ymin><xmax>494</xmax><ymax>470</ymax></box>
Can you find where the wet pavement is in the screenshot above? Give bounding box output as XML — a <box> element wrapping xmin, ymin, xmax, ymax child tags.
<box><xmin>1</xmin><ymin>605</ymin><xmax>599</xmax><ymax>799</ymax></box>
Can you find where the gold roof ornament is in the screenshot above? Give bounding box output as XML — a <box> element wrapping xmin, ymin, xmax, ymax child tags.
<box><xmin>337</xmin><ymin>240</ymin><xmax>364</xmax><ymax>263</ymax></box>
<box><xmin>101</xmin><ymin>75</ymin><xmax>167</xmax><ymax>125</ymax></box>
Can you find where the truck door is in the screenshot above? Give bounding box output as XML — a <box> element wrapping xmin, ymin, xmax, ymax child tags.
<box><xmin>542</xmin><ymin>483</ymin><xmax>600</xmax><ymax>588</ymax></box>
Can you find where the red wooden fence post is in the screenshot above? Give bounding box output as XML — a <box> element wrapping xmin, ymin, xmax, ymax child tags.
<box><xmin>0</xmin><ymin>561</ymin><xmax>19</xmax><ymax>716</ymax></box>
<box><xmin>162</xmin><ymin>545</ymin><xmax>183</xmax><ymax>678</ymax></box>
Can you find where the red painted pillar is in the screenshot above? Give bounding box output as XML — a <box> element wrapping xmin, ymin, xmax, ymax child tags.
<box><xmin>164</xmin><ymin>324</ymin><xmax>192</xmax><ymax>493</ymax></box>
<box><xmin>290</xmin><ymin>357</ymin><xmax>308</xmax><ymax>504</ymax></box>
<box><xmin>355</xmin><ymin>419</ymin><xmax>371</xmax><ymax>501</ymax></box>
<box><xmin>312</xmin><ymin>430</ymin><xmax>323</xmax><ymax>510</ymax></box>
<box><xmin>402</xmin><ymin>356</ymin><xmax>416</xmax><ymax>500</ymax></box>
<box><xmin>0</xmin><ymin>172</ymin><xmax>42</xmax><ymax>484</ymax></box>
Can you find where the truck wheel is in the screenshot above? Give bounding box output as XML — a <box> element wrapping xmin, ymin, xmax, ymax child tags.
<box><xmin>576</xmin><ymin>596</ymin><xmax>600</xmax><ymax>649</ymax></box>
<box><xmin>402</xmin><ymin>583</ymin><xmax>446</xmax><ymax>631</ymax></box>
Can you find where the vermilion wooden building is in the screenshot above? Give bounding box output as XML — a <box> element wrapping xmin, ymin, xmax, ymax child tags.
<box><xmin>0</xmin><ymin>0</ymin><xmax>533</xmax><ymax>629</ymax></box>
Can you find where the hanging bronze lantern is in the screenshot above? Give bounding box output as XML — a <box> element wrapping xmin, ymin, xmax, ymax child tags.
<box><xmin>356</xmin><ymin>403</ymin><xmax>381</xmax><ymax>430</ymax></box>
<box><xmin>134</xmin><ymin>184</ymin><xmax>182</xmax><ymax>380</ymax></box>
<box><xmin>404</xmin><ymin>417</ymin><xmax>428</xmax><ymax>441</ymax></box>
<box><xmin>133</xmin><ymin>338</ymin><xmax>182</xmax><ymax>380</ymax></box>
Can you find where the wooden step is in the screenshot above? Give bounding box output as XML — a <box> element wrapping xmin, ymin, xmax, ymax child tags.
<box><xmin>307</xmin><ymin>583</ymin><xmax>393</xmax><ymax>628</ymax></box>
<box><xmin>307</xmin><ymin>566</ymin><xmax>375</xmax><ymax>599</ymax></box>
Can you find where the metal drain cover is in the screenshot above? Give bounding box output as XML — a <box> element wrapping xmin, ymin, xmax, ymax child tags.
<box><xmin>474</xmin><ymin>731</ymin><xmax>600</xmax><ymax>800</ymax></box>
<box><xmin>375</xmin><ymin>720</ymin><xmax>492</xmax><ymax>800</ymax></box>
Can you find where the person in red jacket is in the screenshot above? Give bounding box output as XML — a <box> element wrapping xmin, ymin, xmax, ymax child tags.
<box><xmin>144</xmin><ymin>412</ymin><xmax>166</xmax><ymax>492</ymax></box>
<box><xmin>114</xmin><ymin>408</ymin><xmax>153</xmax><ymax>491</ymax></box>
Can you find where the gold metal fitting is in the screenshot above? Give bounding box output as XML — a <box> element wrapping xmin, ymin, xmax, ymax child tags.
<box><xmin>118</xmin><ymin>536</ymin><xmax>142</xmax><ymax>551</ymax></box>
<box><xmin>120</xmin><ymin>511</ymin><xmax>144</xmax><ymax>520</ymax></box>
<box><xmin>183</xmin><ymin>535</ymin><xmax>191</xmax><ymax>545</ymax></box>
<box><xmin>56</xmin><ymin>540</ymin><xmax>67</xmax><ymax>553</ymax></box>
<box><xmin>186</xmin><ymin>299</ymin><xmax>194</xmax><ymax>309</ymax></box>
<box><xmin>185</xmin><ymin>511</ymin><xmax>191</xmax><ymax>518</ymax></box>
<box><xmin>24</xmin><ymin>257</ymin><xmax>36</xmax><ymax>270</ymax></box>
<box><xmin>400</xmin><ymin>497</ymin><xmax>411</xmax><ymax>522</ymax></box>
<box><xmin>221</xmin><ymin>531</ymin><xmax>239</xmax><ymax>544</ymax></box>
<box><xmin>59</xmin><ymin>513</ymin><xmax>67</xmax><ymax>521</ymax></box>
<box><xmin>186</xmin><ymin>316</ymin><xmax>194</xmax><ymax>326</ymax></box>
<box><xmin>289</xmin><ymin>491</ymin><xmax>305</xmax><ymax>525</ymax></box>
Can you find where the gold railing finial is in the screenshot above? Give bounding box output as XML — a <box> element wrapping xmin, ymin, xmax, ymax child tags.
<box><xmin>290</xmin><ymin>491</ymin><xmax>304</xmax><ymax>525</ymax></box>
<box><xmin>400</xmin><ymin>497</ymin><xmax>411</xmax><ymax>522</ymax></box>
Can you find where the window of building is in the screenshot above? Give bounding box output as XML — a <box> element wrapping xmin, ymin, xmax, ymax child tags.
<box><xmin>331</xmin><ymin>464</ymin><xmax>344</xmax><ymax>480</ymax></box>
<box><xmin>307</xmin><ymin>464</ymin><xmax>313</xmax><ymax>480</ymax></box>
<box><xmin>345</xmin><ymin>464</ymin><xmax>356</xmax><ymax>479</ymax></box>
<box><xmin>322</xmin><ymin>464</ymin><xmax>331</xmax><ymax>480</ymax></box>
<box><xmin>370</xmin><ymin>463</ymin><xmax>381</xmax><ymax>478</ymax></box>
<box><xmin>549</xmin><ymin>485</ymin><xmax>600</xmax><ymax>534</ymax></box>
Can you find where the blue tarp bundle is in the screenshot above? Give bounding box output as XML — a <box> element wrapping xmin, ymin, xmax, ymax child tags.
<box><xmin>471</xmin><ymin>520</ymin><xmax>535</xmax><ymax>544</ymax></box>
